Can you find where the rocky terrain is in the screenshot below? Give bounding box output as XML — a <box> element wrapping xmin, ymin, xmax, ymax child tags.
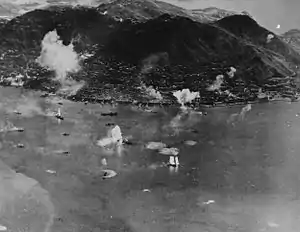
<box><xmin>0</xmin><ymin>0</ymin><xmax>300</xmax><ymax>105</ymax></box>
<box><xmin>282</xmin><ymin>29</ymin><xmax>300</xmax><ymax>54</ymax></box>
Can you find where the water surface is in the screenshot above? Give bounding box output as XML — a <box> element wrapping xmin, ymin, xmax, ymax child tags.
<box><xmin>0</xmin><ymin>87</ymin><xmax>299</xmax><ymax>231</ymax></box>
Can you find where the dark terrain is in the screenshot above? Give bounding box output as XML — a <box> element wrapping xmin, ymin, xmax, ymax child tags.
<box><xmin>1</xmin><ymin>2</ymin><xmax>300</xmax><ymax>231</ymax></box>
<box><xmin>0</xmin><ymin>0</ymin><xmax>300</xmax><ymax>104</ymax></box>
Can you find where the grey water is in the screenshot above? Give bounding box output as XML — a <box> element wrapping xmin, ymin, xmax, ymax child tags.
<box><xmin>0</xmin><ymin>86</ymin><xmax>299</xmax><ymax>231</ymax></box>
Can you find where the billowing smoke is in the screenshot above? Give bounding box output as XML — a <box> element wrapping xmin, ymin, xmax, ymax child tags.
<box><xmin>173</xmin><ymin>88</ymin><xmax>200</xmax><ymax>109</ymax></box>
<box><xmin>140</xmin><ymin>52</ymin><xmax>168</xmax><ymax>75</ymax></box>
<box><xmin>227</xmin><ymin>66</ymin><xmax>236</xmax><ymax>78</ymax></box>
<box><xmin>37</xmin><ymin>30</ymin><xmax>80</xmax><ymax>81</ymax></box>
<box><xmin>144</xmin><ymin>85</ymin><xmax>163</xmax><ymax>100</ymax></box>
<box><xmin>36</xmin><ymin>30</ymin><xmax>84</xmax><ymax>96</ymax></box>
<box><xmin>141</xmin><ymin>54</ymin><xmax>160</xmax><ymax>74</ymax></box>
<box><xmin>266</xmin><ymin>34</ymin><xmax>274</xmax><ymax>43</ymax></box>
<box><xmin>139</xmin><ymin>53</ymin><xmax>168</xmax><ymax>101</ymax></box>
<box><xmin>207</xmin><ymin>74</ymin><xmax>224</xmax><ymax>91</ymax></box>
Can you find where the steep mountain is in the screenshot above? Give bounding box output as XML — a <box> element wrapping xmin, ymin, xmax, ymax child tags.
<box><xmin>0</xmin><ymin>0</ymin><xmax>299</xmax><ymax>105</ymax></box>
<box><xmin>281</xmin><ymin>29</ymin><xmax>300</xmax><ymax>54</ymax></box>
<box><xmin>191</xmin><ymin>7</ymin><xmax>239</xmax><ymax>21</ymax></box>
<box><xmin>96</xmin><ymin>0</ymin><xmax>212</xmax><ymax>22</ymax></box>
<box><xmin>96</xmin><ymin>0</ymin><xmax>250</xmax><ymax>23</ymax></box>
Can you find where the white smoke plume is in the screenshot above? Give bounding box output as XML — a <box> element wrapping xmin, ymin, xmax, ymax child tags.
<box><xmin>37</xmin><ymin>30</ymin><xmax>80</xmax><ymax>81</ymax></box>
<box><xmin>165</xmin><ymin>109</ymin><xmax>203</xmax><ymax>135</ymax></box>
<box><xmin>138</xmin><ymin>53</ymin><xmax>168</xmax><ymax>101</ymax></box>
<box><xmin>207</xmin><ymin>74</ymin><xmax>224</xmax><ymax>91</ymax></box>
<box><xmin>173</xmin><ymin>89</ymin><xmax>200</xmax><ymax>110</ymax></box>
<box><xmin>36</xmin><ymin>30</ymin><xmax>84</xmax><ymax>96</ymax></box>
<box><xmin>143</xmin><ymin>84</ymin><xmax>163</xmax><ymax>101</ymax></box>
<box><xmin>227</xmin><ymin>67</ymin><xmax>236</xmax><ymax>78</ymax></box>
<box><xmin>140</xmin><ymin>53</ymin><xmax>168</xmax><ymax>75</ymax></box>
<box><xmin>266</xmin><ymin>34</ymin><xmax>274</xmax><ymax>43</ymax></box>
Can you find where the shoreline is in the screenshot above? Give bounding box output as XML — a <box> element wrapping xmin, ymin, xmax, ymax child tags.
<box><xmin>2</xmin><ymin>84</ymin><xmax>299</xmax><ymax>109</ymax></box>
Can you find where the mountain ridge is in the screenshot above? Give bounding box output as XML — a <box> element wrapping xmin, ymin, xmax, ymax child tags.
<box><xmin>0</xmin><ymin>0</ymin><xmax>299</xmax><ymax>105</ymax></box>
<box><xmin>281</xmin><ymin>29</ymin><xmax>300</xmax><ymax>55</ymax></box>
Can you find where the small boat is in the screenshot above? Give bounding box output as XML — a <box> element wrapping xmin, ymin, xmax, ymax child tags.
<box><xmin>101</xmin><ymin>112</ymin><xmax>118</xmax><ymax>117</ymax></box>
<box><xmin>55</xmin><ymin>108</ymin><xmax>64</xmax><ymax>120</ymax></box>
<box><xmin>102</xmin><ymin>169</ymin><xmax>117</xmax><ymax>179</ymax></box>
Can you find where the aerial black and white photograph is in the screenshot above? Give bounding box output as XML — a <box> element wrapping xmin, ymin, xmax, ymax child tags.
<box><xmin>0</xmin><ymin>0</ymin><xmax>299</xmax><ymax>231</ymax></box>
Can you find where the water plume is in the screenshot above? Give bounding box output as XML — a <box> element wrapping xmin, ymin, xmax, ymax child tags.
<box><xmin>97</xmin><ymin>125</ymin><xmax>123</xmax><ymax>148</ymax></box>
<box><xmin>173</xmin><ymin>89</ymin><xmax>200</xmax><ymax>109</ymax></box>
<box><xmin>240</xmin><ymin>103</ymin><xmax>252</xmax><ymax>120</ymax></box>
<box><xmin>168</xmin><ymin>112</ymin><xmax>184</xmax><ymax>135</ymax></box>
<box><xmin>166</xmin><ymin>109</ymin><xmax>202</xmax><ymax>135</ymax></box>
<box><xmin>36</xmin><ymin>30</ymin><xmax>84</xmax><ymax>96</ymax></box>
<box><xmin>0</xmin><ymin>120</ymin><xmax>22</xmax><ymax>133</ymax></box>
<box><xmin>227</xmin><ymin>103</ymin><xmax>252</xmax><ymax>124</ymax></box>
<box><xmin>110</xmin><ymin>125</ymin><xmax>123</xmax><ymax>144</ymax></box>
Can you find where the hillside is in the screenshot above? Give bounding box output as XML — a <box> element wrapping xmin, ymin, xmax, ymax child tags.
<box><xmin>0</xmin><ymin>0</ymin><xmax>299</xmax><ymax>105</ymax></box>
<box><xmin>282</xmin><ymin>29</ymin><xmax>300</xmax><ymax>55</ymax></box>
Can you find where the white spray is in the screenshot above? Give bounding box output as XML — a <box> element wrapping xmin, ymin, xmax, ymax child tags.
<box><xmin>227</xmin><ymin>103</ymin><xmax>252</xmax><ymax>124</ymax></box>
<box><xmin>97</xmin><ymin>125</ymin><xmax>124</xmax><ymax>147</ymax></box>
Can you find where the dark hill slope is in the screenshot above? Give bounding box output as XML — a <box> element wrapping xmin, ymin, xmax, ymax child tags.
<box><xmin>0</xmin><ymin>1</ymin><xmax>299</xmax><ymax>104</ymax></box>
<box><xmin>281</xmin><ymin>29</ymin><xmax>300</xmax><ymax>55</ymax></box>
